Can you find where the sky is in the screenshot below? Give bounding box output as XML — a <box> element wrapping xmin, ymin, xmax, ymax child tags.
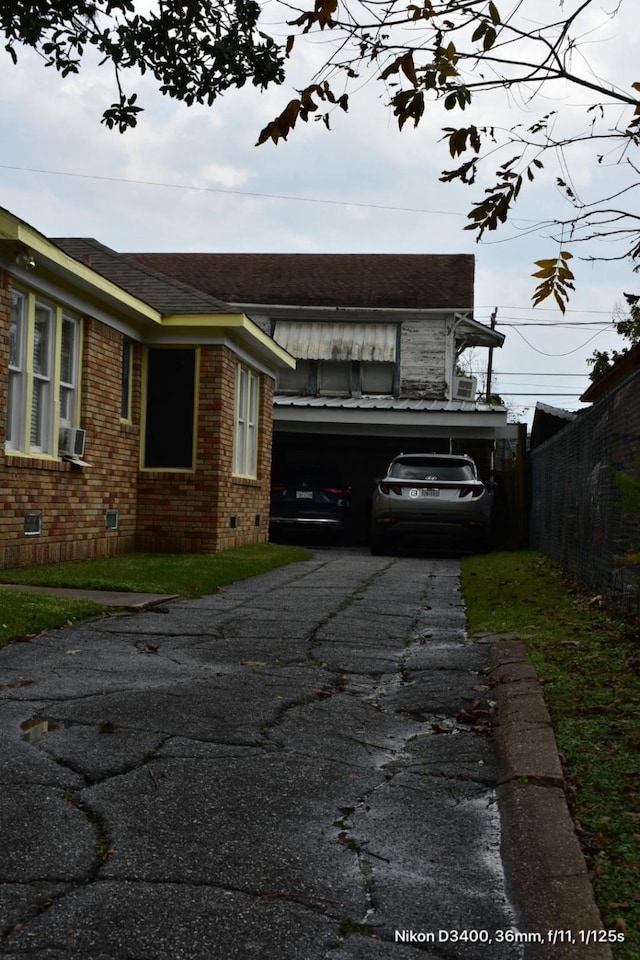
<box><xmin>1</xmin><ymin>0</ymin><xmax>637</xmax><ymax>424</ymax></box>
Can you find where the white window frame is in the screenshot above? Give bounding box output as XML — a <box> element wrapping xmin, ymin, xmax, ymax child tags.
<box><xmin>59</xmin><ymin>314</ymin><xmax>79</xmax><ymax>429</ymax></box>
<box><xmin>30</xmin><ymin>301</ymin><xmax>55</xmax><ymax>454</ymax></box>
<box><xmin>6</xmin><ymin>288</ymin><xmax>81</xmax><ymax>457</ymax></box>
<box><xmin>233</xmin><ymin>363</ymin><xmax>259</xmax><ymax>478</ymax></box>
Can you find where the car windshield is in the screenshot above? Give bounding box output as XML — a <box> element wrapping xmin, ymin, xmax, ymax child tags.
<box><xmin>389</xmin><ymin>460</ymin><xmax>476</xmax><ymax>481</ymax></box>
<box><xmin>272</xmin><ymin>474</ymin><xmax>344</xmax><ymax>489</ymax></box>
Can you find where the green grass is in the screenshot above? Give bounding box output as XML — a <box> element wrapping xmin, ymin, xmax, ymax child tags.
<box><xmin>0</xmin><ymin>544</ymin><xmax>311</xmax><ymax>648</ymax></box>
<box><xmin>461</xmin><ymin>551</ymin><xmax>640</xmax><ymax>960</ymax></box>
<box><xmin>0</xmin><ymin>544</ymin><xmax>311</xmax><ymax>596</ymax></box>
<box><xmin>0</xmin><ymin>590</ymin><xmax>105</xmax><ymax>649</ymax></box>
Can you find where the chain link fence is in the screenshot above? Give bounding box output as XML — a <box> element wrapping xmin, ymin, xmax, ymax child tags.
<box><xmin>530</xmin><ymin>367</ymin><xmax>640</xmax><ymax>619</ymax></box>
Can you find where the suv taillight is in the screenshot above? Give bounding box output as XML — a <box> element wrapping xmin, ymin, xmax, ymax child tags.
<box><xmin>379</xmin><ymin>482</ymin><xmax>404</xmax><ymax>495</ymax></box>
<box><xmin>458</xmin><ymin>484</ymin><xmax>485</xmax><ymax>499</ymax></box>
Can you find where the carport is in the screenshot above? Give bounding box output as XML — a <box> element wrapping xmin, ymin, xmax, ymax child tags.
<box><xmin>272</xmin><ymin>397</ymin><xmax>516</xmax><ymax>542</ymax></box>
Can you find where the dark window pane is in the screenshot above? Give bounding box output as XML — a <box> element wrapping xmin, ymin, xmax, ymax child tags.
<box><xmin>144</xmin><ymin>348</ymin><xmax>195</xmax><ymax>469</ymax></box>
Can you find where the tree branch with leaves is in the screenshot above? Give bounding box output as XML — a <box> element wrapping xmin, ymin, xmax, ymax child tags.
<box><xmin>3</xmin><ymin>1</ymin><xmax>639</xmax><ymax>309</ymax></box>
<box><xmin>589</xmin><ymin>290</ymin><xmax>640</xmax><ymax>380</ymax></box>
<box><xmin>255</xmin><ymin>0</ymin><xmax>639</xmax><ymax>308</ymax></box>
<box><xmin>1</xmin><ymin>0</ymin><xmax>286</xmax><ymax>132</ymax></box>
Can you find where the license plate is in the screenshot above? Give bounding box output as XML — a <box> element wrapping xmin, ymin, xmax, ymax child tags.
<box><xmin>421</xmin><ymin>487</ymin><xmax>440</xmax><ymax>498</ymax></box>
<box><xmin>296</xmin><ymin>491</ymin><xmax>313</xmax><ymax>499</ymax></box>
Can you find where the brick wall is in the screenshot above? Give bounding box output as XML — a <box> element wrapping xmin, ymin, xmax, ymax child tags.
<box><xmin>1</xmin><ymin>271</ymin><xmax>274</xmax><ymax>567</ymax></box>
<box><xmin>135</xmin><ymin>345</ymin><xmax>273</xmax><ymax>553</ymax></box>
<box><xmin>0</xmin><ymin>282</ymin><xmax>141</xmax><ymax>568</ymax></box>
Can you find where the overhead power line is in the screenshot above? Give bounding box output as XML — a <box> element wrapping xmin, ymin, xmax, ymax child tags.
<box><xmin>509</xmin><ymin>326</ymin><xmax>609</xmax><ymax>356</ymax></box>
<box><xmin>493</xmin><ymin>392</ymin><xmax>584</xmax><ymax>397</ymax></box>
<box><xmin>0</xmin><ymin>162</ymin><xmax>467</xmax><ymax>219</ymax></box>
<box><xmin>478</xmin><ymin>304</ymin><xmax>618</xmax><ymax>316</ymax></box>
<box><xmin>491</xmin><ymin>371</ymin><xmax>589</xmax><ymax>376</ymax></box>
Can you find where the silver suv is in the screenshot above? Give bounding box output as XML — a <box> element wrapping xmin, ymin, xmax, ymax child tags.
<box><xmin>370</xmin><ymin>453</ymin><xmax>493</xmax><ymax>554</ymax></box>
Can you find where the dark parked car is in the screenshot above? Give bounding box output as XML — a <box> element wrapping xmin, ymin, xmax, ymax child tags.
<box><xmin>270</xmin><ymin>471</ymin><xmax>351</xmax><ymax>540</ymax></box>
<box><xmin>370</xmin><ymin>453</ymin><xmax>493</xmax><ymax>554</ymax></box>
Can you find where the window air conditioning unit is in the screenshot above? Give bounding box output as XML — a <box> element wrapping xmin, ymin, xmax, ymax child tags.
<box><xmin>59</xmin><ymin>427</ymin><xmax>87</xmax><ymax>458</ymax></box>
<box><xmin>452</xmin><ymin>376</ymin><xmax>478</xmax><ymax>401</ymax></box>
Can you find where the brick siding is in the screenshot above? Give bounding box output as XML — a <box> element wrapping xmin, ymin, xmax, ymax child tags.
<box><xmin>136</xmin><ymin>347</ymin><xmax>272</xmax><ymax>553</ymax></box>
<box><xmin>0</xmin><ymin>282</ymin><xmax>140</xmax><ymax>567</ymax></box>
<box><xmin>0</xmin><ymin>271</ymin><xmax>275</xmax><ymax>568</ymax></box>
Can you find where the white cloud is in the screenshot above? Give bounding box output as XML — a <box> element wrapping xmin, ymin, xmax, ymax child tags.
<box><xmin>0</xmin><ymin>0</ymin><xmax>636</xmax><ymax>421</ymax></box>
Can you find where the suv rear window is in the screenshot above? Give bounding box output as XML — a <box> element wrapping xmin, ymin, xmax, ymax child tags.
<box><xmin>389</xmin><ymin>459</ymin><xmax>476</xmax><ymax>481</ymax></box>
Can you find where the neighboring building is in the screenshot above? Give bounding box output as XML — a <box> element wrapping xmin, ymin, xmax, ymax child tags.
<box><xmin>579</xmin><ymin>343</ymin><xmax>640</xmax><ymax>405</ymax></box>
<box><xmin>530</xmin><ymin>401</ymin><xmax>577</xmax><ymax>450</ymax></box>
<box><xmin>531</xmin><ymin>346</ymin><xmax>640</xmax><ymax>614</ymax></box>
<box><xmin>128</xmin><ymin>253</ymin><xmax>511</xmax><ymax>537</ymax></box>
<box><xmin>0</xmin><ymin>209</ymin><xmax>293</xmax><ymax>568</ymax></box>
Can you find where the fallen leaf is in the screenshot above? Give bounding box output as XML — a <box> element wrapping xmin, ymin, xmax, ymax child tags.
<box><xmin>65</xmin><ymin>649</ymin><xmax>81</xmax><ymax>655</ymax></box>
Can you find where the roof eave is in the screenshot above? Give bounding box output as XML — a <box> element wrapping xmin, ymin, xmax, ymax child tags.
<box><xmin>273</xmin><ymin>402</ymin><xmax>509</xmax><ymax>436</ymax></box>
<box><xmin>237</xmin><ymin>303</ymin><xmax>475</xmax><ymax>319</ymax></box>
<box><xmin>455</xmin><ymin>315</ymin><xmax>505</xmax><ymax>348</ymax></box>
<box><xmin>162</xmin><ymin>314</ymin><xmax>296</xmax><ymax>368</ymax></box>
<box><xmin>0</xmin><ymin>209</ymin><xmax>162</xmax><ymax>327</ymax></box>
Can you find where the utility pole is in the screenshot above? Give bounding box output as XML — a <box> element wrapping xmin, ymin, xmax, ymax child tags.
<box><xmin>485</xmin><ymin>308</ymin><xmax>498</xmax><ymax>403</ymax></box>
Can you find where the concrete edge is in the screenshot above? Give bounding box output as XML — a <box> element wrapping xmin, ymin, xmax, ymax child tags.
<box><xmin>0</xmin><ymin>582</ymin><xmax>179</xmax><ymax>610</ymax></box>
<box><xmin>487</xmin><ymin>637</ymin><xmax>613</xmax><ymax>960</ymax></box>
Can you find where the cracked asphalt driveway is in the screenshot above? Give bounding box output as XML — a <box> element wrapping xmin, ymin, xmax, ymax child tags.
<box><xmin>0</xmin><ymin>548</ymin><xmax>520</xmax><ymax>959</ymax></box>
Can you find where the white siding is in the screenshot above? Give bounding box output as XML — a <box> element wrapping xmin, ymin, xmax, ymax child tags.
<box><xmin>399</xmin><ymin>314</ymin><xmax>448</xmax><ymax>398</ymax></box>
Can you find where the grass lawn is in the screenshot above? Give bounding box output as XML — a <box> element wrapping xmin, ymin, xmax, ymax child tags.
<box><xmin>0</xmin><ymin>591</ymin><xmax>106</xmax><ymax>650</ymax></box>
<box><xmin>461</xmin><ymin>551</ymin><xmax>640</xmax><ymax>960</ymax></box>
<box><xmin>0</xmin><ymin>543</ymin><xmax>311</xmax><ymax>649</ymax></box>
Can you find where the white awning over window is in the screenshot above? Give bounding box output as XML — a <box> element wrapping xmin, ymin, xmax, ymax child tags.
<box><xmin>273</xmin><ymin>321</ymin><xmax>397</xmax><ymax>362</ymax></box>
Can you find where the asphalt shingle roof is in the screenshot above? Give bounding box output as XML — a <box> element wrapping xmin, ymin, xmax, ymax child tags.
<box><xmin>54</xmin><ymin>239</ymin><xmax>239</xmax><ymax>316</ymax></box>
<box><xmin>125</xmin><ymin>253</ymin><xmax>475</xmax><ymax>310</ymax></box>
